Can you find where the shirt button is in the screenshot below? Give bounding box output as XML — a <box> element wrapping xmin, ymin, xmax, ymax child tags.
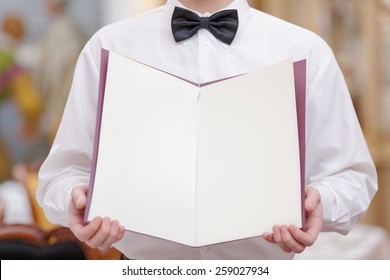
<box><xmin>204</xmin><ymin>247</ymin><xmax>209</xmax><ymax>251</ymax></box>
<box><xmin>203</xmin><ymin>39</ymin><xmax>210</xmax><ymax>45</ymax></box>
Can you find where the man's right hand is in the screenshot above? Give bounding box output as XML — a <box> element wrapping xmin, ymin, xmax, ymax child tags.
<box><xmin>68</xmin><ymin>185</ymin><xmax>125</xmax><ymax>251</ymax></box>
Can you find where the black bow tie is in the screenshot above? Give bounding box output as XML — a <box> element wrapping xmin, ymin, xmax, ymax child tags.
<box><xmin>171</xmin><ymin>6</ymin><xmax>239</xmax><ymax>45</ymax></box>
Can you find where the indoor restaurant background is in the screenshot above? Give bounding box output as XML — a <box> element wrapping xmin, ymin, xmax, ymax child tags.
<box><xmin>0</xmin><ymin>0</ymin><xmax>389</xmax><ymax>260</ymax></box>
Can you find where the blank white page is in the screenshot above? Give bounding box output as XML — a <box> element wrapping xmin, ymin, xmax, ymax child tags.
<box><xmin>88</xmin><ymin>52</ymin><xmax>199</xmax><ymax>246</ymax></box>
<box><xmin>195</xmin><ymin>59</ymin><xmax>302</xmax><ymax>246</ymax></box>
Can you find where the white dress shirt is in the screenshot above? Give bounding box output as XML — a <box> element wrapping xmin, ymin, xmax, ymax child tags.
<box><xmin>37</xmin><ymin>0</ymin><xmax>378</xmax><ymax>259</ymax></box>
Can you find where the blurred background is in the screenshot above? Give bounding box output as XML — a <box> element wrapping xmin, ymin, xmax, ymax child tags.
<box><xmin>0</xmin><ymin>0</ymin><xmax>389</xmax><ymax>260</ymax></box>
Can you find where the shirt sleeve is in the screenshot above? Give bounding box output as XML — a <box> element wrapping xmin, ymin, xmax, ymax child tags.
<box><xmin>305</xmin><ymin>40</ymin><xmax>378</xmax><ymax>235</ymax></box>
<box><xmin>36</xmin><ymin>41</ymin><xmax>100</xmax><ymax>227</ymax></box>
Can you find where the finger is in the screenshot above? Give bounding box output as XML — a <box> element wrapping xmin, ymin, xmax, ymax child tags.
<box><xmin>71</xmin><ymin>185</ymin><xmax>89</xmax><ymax>209</ymax></box>
<box><xmin>280</xmin><ymin>225</ymin><xmax>305</xmax><ymax>253</ymax></box>
<box><xmin>99</xmin><ymin>220</ymin><xmax>124</xmax><ymax>251</ymax></box>
<box><xmin>118</xmin><ymin>225</ymin><xmax>126</xmax><ymax>240</ymax></box>
<box><xmin>73</xmin><ymin>216</ymin><xmax>103</xmax><ymax>242</ymax></box>
<box><xmin>285</xmin><ymin>225</ymin><xmax>314</xmax><ymax>250</ymax></box>
<box><xmin>68</xmin><ymin>204</ymin><xmax>88</xmax><ymax>234</ymax></box>
<box><xmin>301</xmin><ymin>213</ymin><xmax>323</xmax><ymax>245</ymax></box>
<box><xmin>305</xmin><ymin>187</ymin><xmax>320</xmax><ymax>213</ymax></box>
<box><xmin>272</xmin><ymin>226</ymin><xmax>292</xmax><ymax>253</ymax></box>
<box><xmin>288</xmin><ymin>225</ymin><xmax>314</xmax><ymax>247</ymax></box>
<box><xmin>68</xmin><ymin>197</ymin><xmax>84</xmax><ymax>220</ymax></box>
<box><xmin>86</xmin><ymin>217</ymin><xmax>112</xmax><ymax>248</ymax></box>
<box><xmin>287</xmin><ymin>225</ymin><xmax>316</xmax><ymax>248</ymax></box>
<box><xmin>99</xmin><ymin>220</ymin><xmax>120</xmax><ymax>250</ymax></box>
<box><xmin>262</xmin><ymin>232</ymin><xmax>275</xmax><ymax>243</ymax></box>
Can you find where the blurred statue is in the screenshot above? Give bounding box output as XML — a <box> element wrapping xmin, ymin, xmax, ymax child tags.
<box><xmin>34</xmin><ymin>0</ymin><xmax>86</xmax><ymax>142</ymax></box>
<box><xmin>0</xmin><ymin>15</ymin><xmax>43</xmax><ymax>226</ymax></box>
<box><xmin>0</xmin><ymin>14</ymin><xmax>47</xmax><ymax>169</ymax></box>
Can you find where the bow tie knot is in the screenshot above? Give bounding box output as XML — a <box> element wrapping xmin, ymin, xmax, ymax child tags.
<box><xmin>171</xmin><ymin>6</ymin><xmax>239</xmax><ymax>45</ymax></box>
<box><xmin>199</xmin><ymin>17</ymin><xmax>210</xmax><ymax>28</ymax></box>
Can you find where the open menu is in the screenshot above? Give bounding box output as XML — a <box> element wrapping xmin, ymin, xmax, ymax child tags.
<box><xmin>85</xmin><ymin>49</ymin><xmax>306</xmax><ymax>247</ymax></box>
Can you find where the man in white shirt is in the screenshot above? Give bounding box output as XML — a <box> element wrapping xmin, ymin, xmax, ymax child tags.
<box><xmin>37</xmin><ymin>0</ymin><xmax>378</xmax><ymax>259</ymax></box>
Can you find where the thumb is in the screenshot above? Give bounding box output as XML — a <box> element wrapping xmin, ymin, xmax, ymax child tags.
<box><xmin>71</xmin><ymin>184</ymin><xmax>89</xmax><ymax>210</ymax></box>
<box><xmin>305</xmin><ymin>186</ymin><xmax>321</xmax><ymax>213</ymax></box>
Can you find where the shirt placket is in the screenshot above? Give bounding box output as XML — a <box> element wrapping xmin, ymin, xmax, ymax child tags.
<box><xmin>197</xmin><ymin>26</ymin><xmax>215</xmax><ymax>84</ymax></box>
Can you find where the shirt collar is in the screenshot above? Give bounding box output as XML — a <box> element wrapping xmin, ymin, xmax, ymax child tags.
<box><xmin>164</xmin><ymin>0</ymin><xmax>250</xmax><ymax>48</ymax></box>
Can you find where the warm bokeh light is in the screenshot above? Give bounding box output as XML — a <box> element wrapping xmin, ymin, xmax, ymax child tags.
<box><xmin>0</xmin><ymin>0</ymin><xmax>389</xmax><ymax>260</ymax></box>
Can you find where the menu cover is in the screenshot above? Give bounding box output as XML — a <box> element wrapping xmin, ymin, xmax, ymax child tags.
<box><xmin>85</xmin><ymin>49</ymin><xmax>306</xmax><ymax>247</ymax></box>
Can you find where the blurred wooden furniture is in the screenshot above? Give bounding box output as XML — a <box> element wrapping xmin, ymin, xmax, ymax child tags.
<box><xmin>0</xmin><ymin>224</ymin><xmax>100</xmax><ymax>260</ymax></box>
<box><xmin>0</xmin><ymin>199</ymin><xmax>5</xmax><ymax>226</ymax></box>
<box><xmin>17</xmin><ymin>170</ymin><xmax>122</xmax><ymax>259</ymax></box>
<box><xmin>22</xmin><ymin>170</ymin><xmax>57</xmax><ymax>231</ymax></box>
